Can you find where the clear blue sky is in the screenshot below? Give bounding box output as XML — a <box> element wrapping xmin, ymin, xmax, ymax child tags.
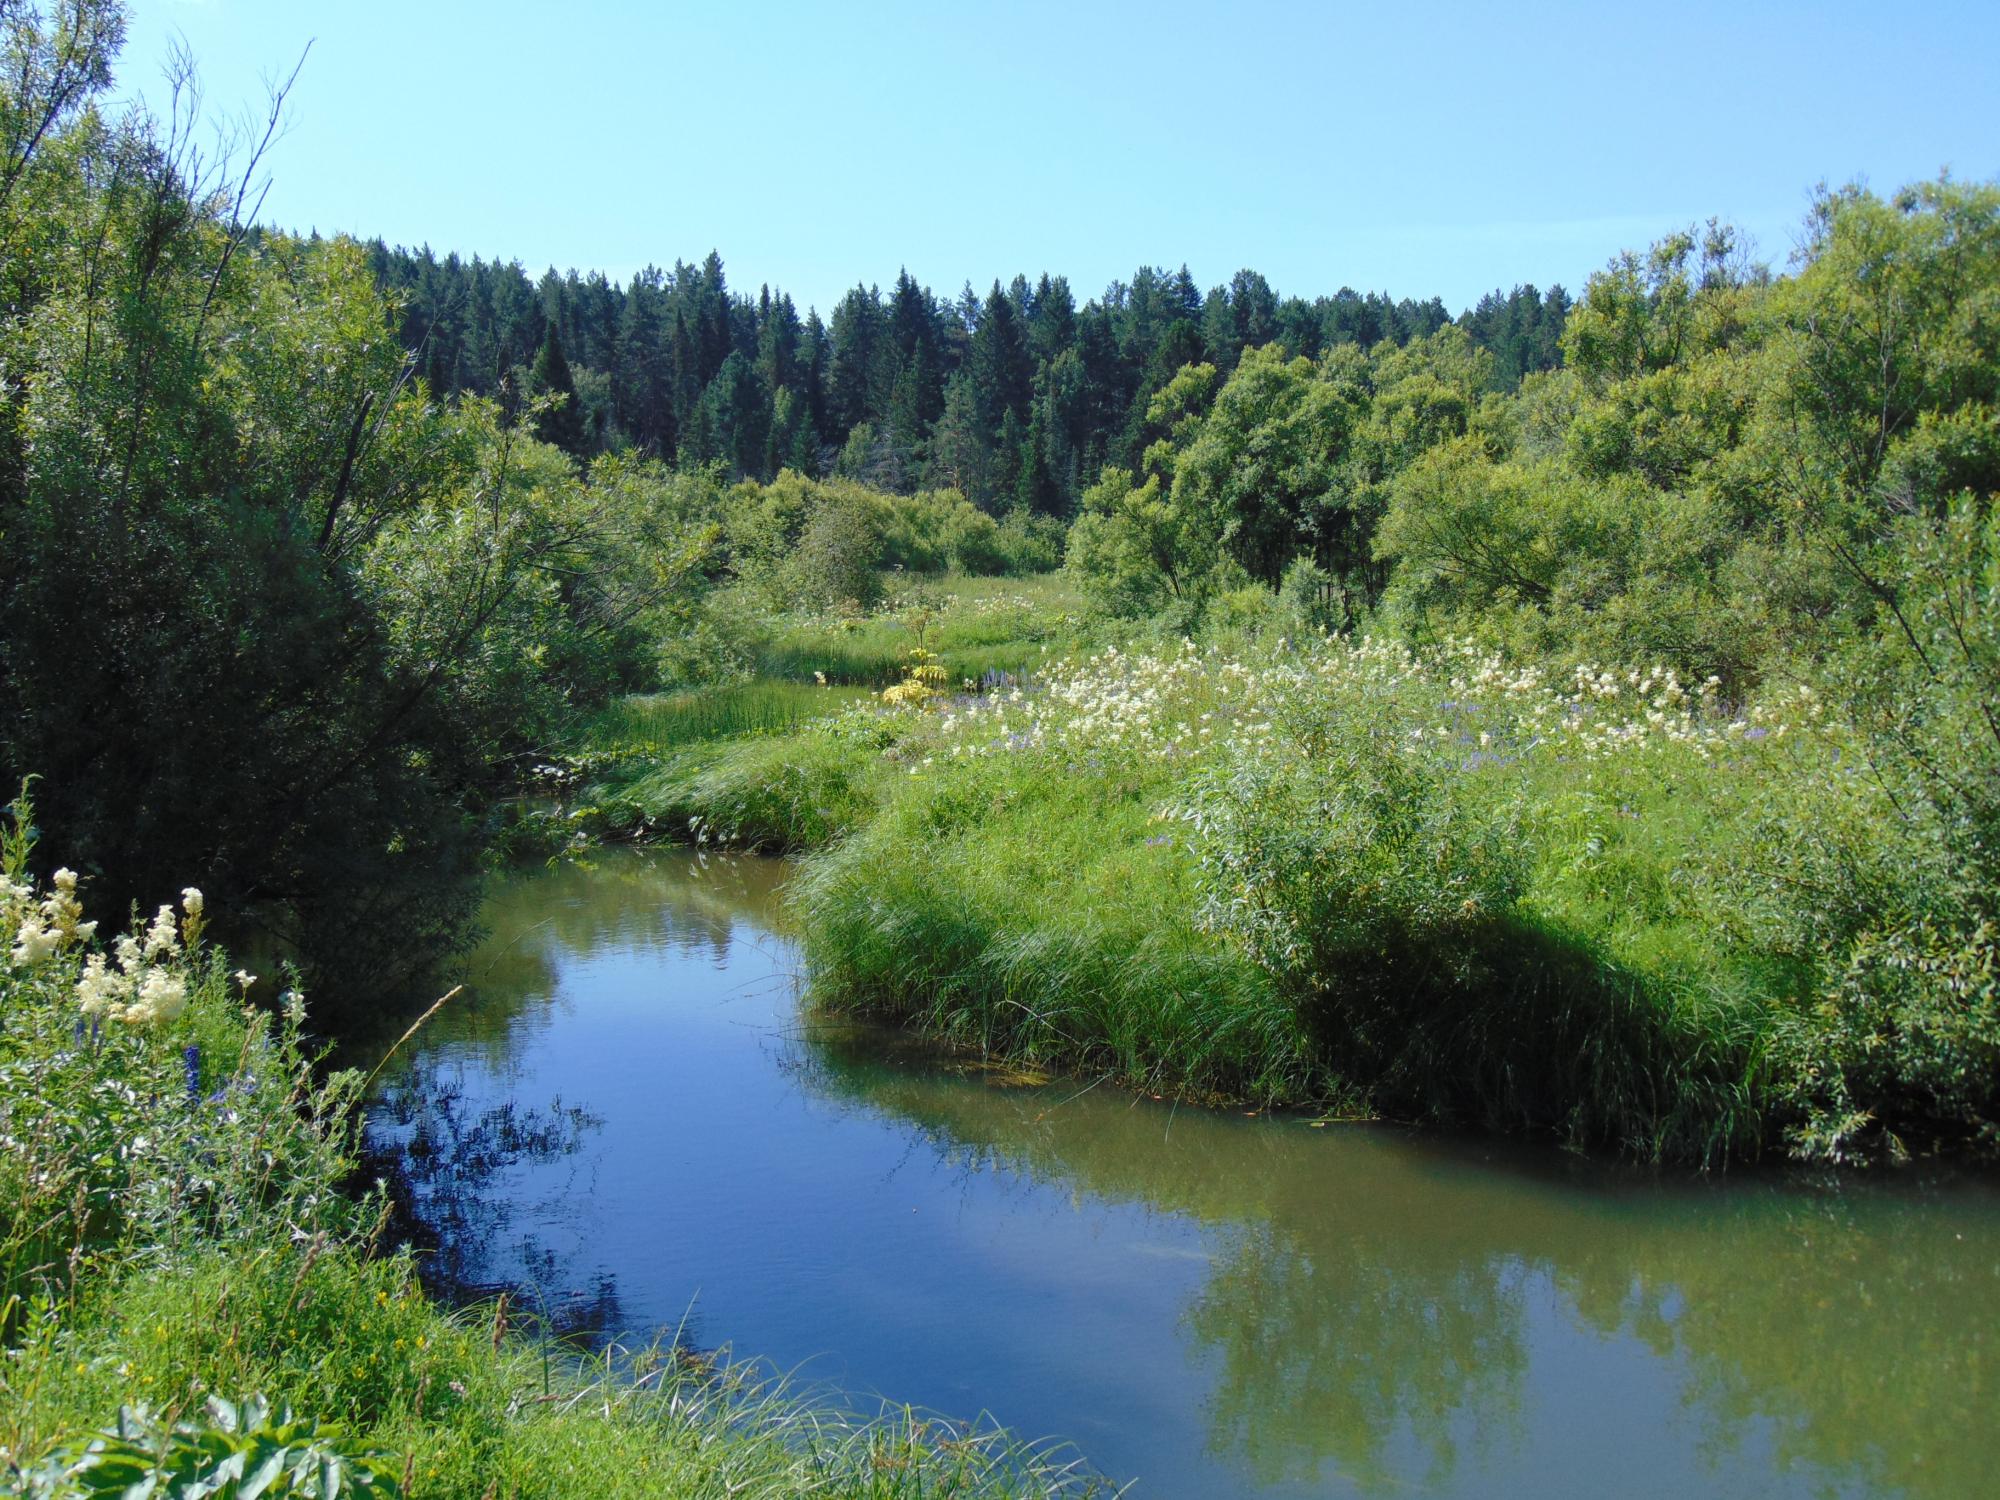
<box><xmin>122</xmin><ymin>0</ymin><xmax>1998</xmax><ymax>317</ymax></box>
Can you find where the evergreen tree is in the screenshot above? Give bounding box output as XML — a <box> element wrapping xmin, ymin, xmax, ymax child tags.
<box><xmin>756</xmin><ymin>289</ymin><xmax>802</xmax><ymax>395</ymax></box>
<box><xmin>969</xmin><ymin>281</ymin><xmax>1033</xmax><ymax>443</ymax></box>
<box><xmin>801</xmin><ymin>309</ymin><xmax>833</xmax><ymax>444</ymax></box>
<box><xmin>703</xmin><ymin>352</ymin><xmax>773</xmax><ymax>479</ymax></box>
<box><xmin>530</xmin><ymin>323</ymin><xmax>588</xmax><ymax>457</ymax></box>
<box><xmin>828</xmin><ymin>285</ymin><xmax>887</xmax><ymax>438</ymax></box>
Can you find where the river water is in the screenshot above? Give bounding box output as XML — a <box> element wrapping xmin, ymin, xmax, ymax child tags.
<box><xmin>363</xmin><ymin>847</ymin><xmax>1998</xmax><ymax>1500</ymax></box>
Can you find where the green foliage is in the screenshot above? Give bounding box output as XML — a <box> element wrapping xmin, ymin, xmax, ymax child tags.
<box><xmin>1740</xmin><ymin>497</ymin><xmax>2000</xmax><ymax>1158</ymax></box>
<box><xmin>792</xmin><ymin>493</ymin><xmax>885</xmax><ymax>611</ymax></box>
<box><xmin>28</xmin><ymin>1397</ymin><xmax>401</xmax><ymax>1499</ymax></box>
<box><xmin>1275</xmin><ymin>555</ymin><xmax>1340</xmax><ymax>635</ymax></box>
<box><xmin>581</xmin><ymin>683</ymin><xmax>868</xmax><ymax>755</ymax></box>
<box><xmin>1064</xmin><ymin>467</ymin><xmax>1203</xmax><ymax>618</ymax></box>
<box><xmin>529</xmin><ymin>325</ymin><xmax>587</xmax><ymax>458</ymax></box>
<box><xmin>0</xmin><ymin>14</ymin><xmax>723</xmax><ymax>998</ymax></box>
<box><xmin>725</xmin><ymin>472</ymin><xmax>1054</xmax><ymax>607</ymax></box>
<box><xmin>1169</xmin><ymin>344</ymin><xmax>1368</xmax><ymax>587</ymax></box>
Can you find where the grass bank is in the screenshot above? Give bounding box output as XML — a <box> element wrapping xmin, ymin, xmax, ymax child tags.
<box><xmin>741</xmin><ymin>573</ymin><xmax>1097</xmax><ymax>689</ymax></box>
<box><xmin>0</xmin><ymin>801</ymin><xmax>1104</xmax><ymax>1498</ymax></box>
<box><xmin>590</xmin><ymin>624</ymin><xmax>1996</xmax><ymax>1166</ymax></box>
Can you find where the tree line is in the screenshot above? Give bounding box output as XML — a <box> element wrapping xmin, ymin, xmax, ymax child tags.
<box><xmin>368</xmin><ymin>241</ymin><xmax>1569</xmax><ymax>513</ymax></box>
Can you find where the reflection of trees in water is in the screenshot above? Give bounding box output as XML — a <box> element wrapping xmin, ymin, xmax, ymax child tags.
<box><xmin>801</xmin><ymin>1032</ymin><xmax>1999</xmax><ymax>1500</ymax></box>
<box><xmin>1543</xmin><ymin>1185</ymin><xmax>1994</xmax><ymax>1496</ymax></box>
<box><xmin>366</xmin><ymin>1058</ymin><xmax>605</xmax><ymax>1301</ymax></box>
<box><xmin>1187</xmin><ymin>1228</ymin><xmax>1529</xmax><ymax>1491</ymax></box>
<box><xmin>361</xmin><ymin>849</ymin><xmax>788</xmax><ymax>1348</ymax></box>
<box><xmin>362</xmin><ymin>851</ymin><xmax>1996</xmax><ymax>1498</ymax></box>
<box><xmin>354</xmin><ymin>849</ymin><xmax>798</xmax><ymax>1080</ymax></box>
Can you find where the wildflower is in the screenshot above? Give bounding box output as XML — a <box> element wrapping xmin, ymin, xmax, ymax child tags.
<box><xmin>234</xmin><ymin>969</ymin><xmax>257</xmax><ymax>991</ymax></box>
<box><xmin>125</xmin><ymin>969</ymin><xmax>188</xmax><ymax>1025</ymax></box>
<box><xmin>76</xmin><ymin>954</ymin><xmax>125</xmax><ymax>1017</ymax></box>
<box><xmin>181</xmin><ymin>887</ymin><xmax>203</xmax><ymax>919</ymax></box>
<box><xmin>143</xmin><ymin>904</ymin><xmax>180</xmax><ymax>960</ymax></box>
<box><xmin>10</xmin><ymin>914</ymin><xmax>58</xmax><ymax>966</ymax></box>
<box><xmin>39</xmin><ymin>869</ymin><xmax>95</xmax><ymax>944</ymax></box>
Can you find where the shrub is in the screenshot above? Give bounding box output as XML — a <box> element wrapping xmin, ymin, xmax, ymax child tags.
<box><xmin>787</xmin><ymin>499</ymin><xmax>883</xmax><ymax>611</ymax></box>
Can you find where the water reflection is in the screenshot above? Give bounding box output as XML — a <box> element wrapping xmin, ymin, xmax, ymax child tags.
<box><xmin>367</xmin><ymin>849</ymin><xmax>2000</xmax><ymax>1500</ymax></box>
<box><xmin>811</xmin><ymin>1030</ymin><xmax>1999</xmax><ymax>1499</ymax></box>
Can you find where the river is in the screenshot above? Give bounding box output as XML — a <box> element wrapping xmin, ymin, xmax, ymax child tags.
<box><xmin>362</xmin><ymin>847</ymin><xmax>1999</xmax><ymax>1499</ymax></box>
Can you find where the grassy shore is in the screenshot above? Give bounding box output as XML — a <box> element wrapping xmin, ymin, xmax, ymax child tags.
<box><xmin>0</xmin><ymin>807</ymin><xmax>1104</xmax><ymax>1499</ymax></box>
<box><xmin>585</xmin><ymin>595</ymin><xmax>1996</xmax><ymax>1167</ymax></box>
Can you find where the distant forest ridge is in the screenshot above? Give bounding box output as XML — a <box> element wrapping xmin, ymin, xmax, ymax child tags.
<box><xmin>366</xmin><ymin>243</ymin><xmax>1571</xmax><ymax>510</ymax></box>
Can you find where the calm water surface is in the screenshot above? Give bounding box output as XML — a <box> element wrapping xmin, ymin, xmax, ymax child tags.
<box><xmin>364</xmin><ymin>848</ymin><xmax>1999</xmax><ymax>1500</ymax></box>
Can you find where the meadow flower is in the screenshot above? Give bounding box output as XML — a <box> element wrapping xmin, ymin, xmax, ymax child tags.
<box><xmin>143</xmin><ymin>904</ymin><xmax>180</xmax><ymax>960</ymax></box>
<box><xmin>127</xmin><ymin>969</ymin><xmax>188</xmax><ymax>1025</ymax></box>
<box><xmin>76</xmin><ymin>953</ymin><xmax>125</xmax><ymax>1017</ymax></box>
<box><xmin>11</xmin><ymin>914</ymin><xmax>58</xmax><ymax>966</ymax></box>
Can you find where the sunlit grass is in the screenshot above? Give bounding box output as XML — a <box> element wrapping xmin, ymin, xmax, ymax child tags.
<box><xmin>594</xmin><ymin>631</ymin><xmax>1868</xmax><ymax>1160</ymax></box>
<box><xmin>753</xmin><ymin>572</ymin><xmax>1095</xmax><ymax>686</ymax></box>
<box><xmin>584</xmin><ymin>682</ymin><xmax>868</xmax><ymax>753</ymax></box>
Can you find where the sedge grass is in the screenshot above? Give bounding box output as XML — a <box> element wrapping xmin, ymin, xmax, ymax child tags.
<box><xmin>584</xmin><ymin>682</ymin><xmax>868</xmax><ymax>754</ymax></box>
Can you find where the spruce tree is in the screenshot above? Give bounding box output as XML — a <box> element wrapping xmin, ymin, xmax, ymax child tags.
<box><xmin>530</xmin><ymin>323</ymin><xmax>588</xmax><ymax>457</ymax></box>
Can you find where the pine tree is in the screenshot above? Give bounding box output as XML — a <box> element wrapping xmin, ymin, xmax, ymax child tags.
<box><xmin>828</xmin><ymin>285</ymin><xmax>886</xmax><ymax>438</ymax></box>
<box><xmin>530</xmin><ymin>323</ymin><xmax>588</xmax><ymax>457</ymax></box>
<box><xmin>969</xmin><ymin>282</ymin><xmax>1032</xmax><ymax>443</ymax></box>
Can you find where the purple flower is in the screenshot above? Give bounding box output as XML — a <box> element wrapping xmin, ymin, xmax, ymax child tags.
<box><xmin>183</xmin><ymin>1044</ymin><xmax>202</xmax><ymax>1104</ymax></box>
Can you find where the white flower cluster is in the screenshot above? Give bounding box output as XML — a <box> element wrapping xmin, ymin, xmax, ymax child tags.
<box><xmin>5</xmin><ymin>867</ymin><xmax>98</xmax><ymax>967</ymax></box>
<box><xmin>883</xmin><ymin>634</ymin><xmax>1820</xmax><ymax>777</ymax></box>
<box><xmin>74</xmin><ymin>889</ymin><xmax>203</xmax><ymax>1027</ymax></box>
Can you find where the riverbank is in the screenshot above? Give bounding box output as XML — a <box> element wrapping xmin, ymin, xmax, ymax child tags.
<box><xmin>0</xmin><ymin>808</ymin><xmax>1103</xmax><ymax>1498</ymax></box>
<box><xmin>582</xmin><ymin>613</ymin><xmax>1998</xmax><ymax>1168</ymax></box>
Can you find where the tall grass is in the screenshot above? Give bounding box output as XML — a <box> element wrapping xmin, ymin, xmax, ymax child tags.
<box><xmin>610</xmin><ymin>730</ymin><xmax>881</xmax><ymax>851</ymax></box>
<box><xmin>795</xmin><ymin>757</ymin><xmax>1315</xmax><ymax>1106</ymax></box>
<box><xmin>582</xmin><ymin>682</ymin><xmax>868</xmax><ymax>753</ymax></box>
<box><xmin>598</xmin><ymin>632</ymin><xmax>1959</xmax><ymax>1162</ymax></box>
<box><xmin>753</xmin><ymin>574</ymin><xmax>1095</xmax><ymax>687</ymax></box>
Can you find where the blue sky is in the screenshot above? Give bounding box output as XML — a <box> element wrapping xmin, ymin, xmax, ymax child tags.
<box><xmin>123</xmin><ymin>1</ymin><xmax>1998</xmax><ymax>317</ymax></box>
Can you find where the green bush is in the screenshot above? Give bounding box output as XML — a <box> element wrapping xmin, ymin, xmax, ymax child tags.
<box><xmin>26</xmin><ymin>1397</ymin><xmax>402</xmax><ymax>1499</ymax></box>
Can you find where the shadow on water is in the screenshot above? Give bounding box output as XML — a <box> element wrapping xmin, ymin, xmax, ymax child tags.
<box><xmin>361</xmin><ymin>847</ymin><xmax>2000</xmax><ymax>1500</ymax></box>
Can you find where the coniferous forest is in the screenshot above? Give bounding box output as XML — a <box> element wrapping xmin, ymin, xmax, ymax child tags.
<box><xmin>369</xmin><ymin>240</ymin><xmax>1564</xmax><ymax>509</ymax></box>
<box><xmin>3</xmin><ymin>3</ymin><xmax>1998</xmax><ymax>1498</ymax></box>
